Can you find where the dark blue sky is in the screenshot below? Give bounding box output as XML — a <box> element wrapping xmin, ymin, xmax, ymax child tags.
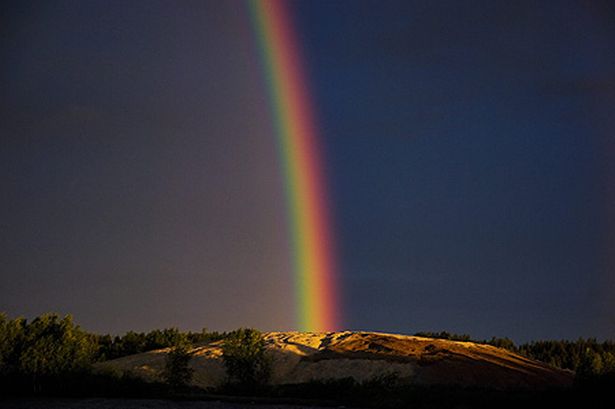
<box><xmin>1</xmin><ymin>0</ymin><xmax>614</xmax><ymax>342</ymax></box>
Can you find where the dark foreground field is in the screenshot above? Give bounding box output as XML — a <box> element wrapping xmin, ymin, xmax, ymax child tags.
<box><xmin>0</xmin><ymin>399</ymin><xmax>330</xmax><ymax>409</ymax></box>
<box><xmin>0</xmin><ymin>388</ymin><xmax>613</xmax><ymax>409</ymax></box>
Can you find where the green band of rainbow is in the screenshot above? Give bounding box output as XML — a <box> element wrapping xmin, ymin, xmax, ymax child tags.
<box><xmin>248</xmin><ymin>0</ymin><xmax>339</xmax><ymax>332</ymax></box>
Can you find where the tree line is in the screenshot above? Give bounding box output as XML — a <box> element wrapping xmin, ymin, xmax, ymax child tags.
<box><xmin>2</xmin><ymin>312</ymin><xmax>615</xmax><ymax>397</ymax></box>
<box><xmin>0</xmin><ymin>312</ymin><xmax>229</xmax><ymax>395</ymax></box>
<box><xmin>95</xmin><ymin>327</ymin><xmax>226</xmax><ymax>361</ymax></box>
<box><xmin>414</xmin><ymin>331</ymin><xmax>615</xmax><ymax>377</ymax></box>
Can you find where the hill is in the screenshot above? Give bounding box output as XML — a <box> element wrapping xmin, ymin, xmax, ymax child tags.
<box><xmin>96</xmin><ymin>331</ymin><xmax>573</xmax><ymax>390</ymax></box>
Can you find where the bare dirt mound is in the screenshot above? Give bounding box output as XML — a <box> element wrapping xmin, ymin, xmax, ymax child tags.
<box><xmin>96</xmin><ymin>331</ymin><xmax>573</xmax><ymax>390</ymax></box>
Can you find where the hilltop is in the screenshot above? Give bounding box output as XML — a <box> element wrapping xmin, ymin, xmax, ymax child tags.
<box><xmin>97</xmin><ymin>331</ymin><xmax>573</xmax><ymax>390</ymax></box>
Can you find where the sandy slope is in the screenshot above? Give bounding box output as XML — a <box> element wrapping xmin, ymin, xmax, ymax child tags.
<box><xmin>96</xmin><ymin>331</ymin><xmax>573</xmax><ymax>390</ymax></box>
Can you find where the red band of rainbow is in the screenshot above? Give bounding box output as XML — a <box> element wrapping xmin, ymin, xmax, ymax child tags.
<box><xmin>248</xmin><ymin>0</ymin><xmax>339</xmax><ymax>332</ymax></box>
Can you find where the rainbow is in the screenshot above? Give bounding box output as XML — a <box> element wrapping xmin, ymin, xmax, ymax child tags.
<box><xmin>248</xmin><ymin>0</ymin><xmax>339</xmax><ymax>332</ymax></box>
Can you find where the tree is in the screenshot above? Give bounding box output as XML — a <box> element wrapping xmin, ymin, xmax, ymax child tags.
<box><xmin>577</xmin><ymin>348</ymin><xmax>604</xmax><ymax>379</ymax></box>
<box><xmin>19</xmin><ymin>314</ymin><xmax>95</xmax><ymax>375</ymax></box>
<box><xmin>602</xmin><ymin>352</ymin><xmax>615</xmax><ymax>374</ymax></box>
<box><xmin>221</xmin><ymin>328</ymin><xmax>271</xmax><ymax>390</ymax></box>
<box><xmin>163</xmin><ymin>339</ymin><xmax>194</xmax><ymax>392</ymax></box>
<box><xmin>488</xmin><ymin>337</ymin><xmax>516</xmax><ymax>351</ymax></box>
<box><xmin>13</xmin><ymin>313</ymin><xmax>97</xmax><ymax>392</ymax></box>
<box><xmin>0</xmin><ymin>313</ymin><xmax>26</xmax><ymax>375</ymax></box>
